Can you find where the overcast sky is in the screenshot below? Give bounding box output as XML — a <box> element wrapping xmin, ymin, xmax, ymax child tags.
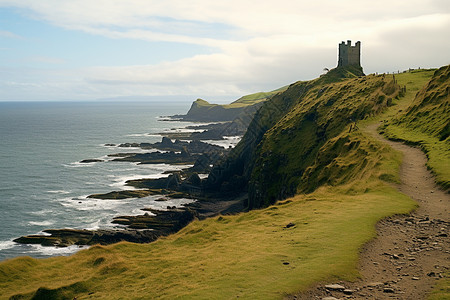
<box><xmin>0</xmin><ymin>0</ymin><xmax>449</xmax><ymax>101</ymax></box>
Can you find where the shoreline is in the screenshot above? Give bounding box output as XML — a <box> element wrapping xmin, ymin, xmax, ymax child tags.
<box><xmin>10</xmin><ymin>117</ymin><xmax>246</xmax><ymax>254</ymax></box>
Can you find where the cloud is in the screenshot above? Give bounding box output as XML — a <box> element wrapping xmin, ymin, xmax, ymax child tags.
<box><xmin>0</xmin><ymin>0</ymin><xmax>448</xmax><ymax>100</ymax></box>
<box><xmin>0</xmin><ymin>29</ymin><xmax>22</xmax><ymax>39</ymax></box>
<box><xmin>28</xmin><ymin>56</ymin><xmax>66</xmax><ymax>65</ymax></box>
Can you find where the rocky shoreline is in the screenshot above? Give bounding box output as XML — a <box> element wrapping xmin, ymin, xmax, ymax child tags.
<box><xmin>14</xmin><ymin>119</ymin><xmax>248</xmax><ymax>249</ymax></box>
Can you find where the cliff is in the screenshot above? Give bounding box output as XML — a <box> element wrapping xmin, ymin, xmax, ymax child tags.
<box><xmin>176</xmin><ymin>87</ymin><xmax>287</xmax><ymax>122</ymax></box>
<box><xmin>1</xmin><ymin>65</ymin><xmax>448</xmax><ymax>300</ymax></box>
<box><xmin>205</xmin><ymin>65</ymin><xmax>407</xmax><ymax>208</ymax></box>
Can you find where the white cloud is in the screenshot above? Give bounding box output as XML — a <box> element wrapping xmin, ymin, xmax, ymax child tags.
<box><xmin>0</xmin><ymin>29</ymin><xmax>22</xmax><ymax>39</ymax></box>
<box><xmin>0</xmin><ymin>0</ymin><xmax>449</xmax><ymax>100</ymax></box>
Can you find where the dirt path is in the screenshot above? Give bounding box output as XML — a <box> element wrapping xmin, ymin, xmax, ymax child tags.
<box><xmin>293</xmin><ymin>122</ymin><xmax>449</xmax><ymax>299</ymax></box>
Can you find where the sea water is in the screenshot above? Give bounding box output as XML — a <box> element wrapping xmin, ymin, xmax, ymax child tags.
<box><xmin>0</xmin><ymin>100</ymin><xmax>222</xmax><ymax>261</ymax></box>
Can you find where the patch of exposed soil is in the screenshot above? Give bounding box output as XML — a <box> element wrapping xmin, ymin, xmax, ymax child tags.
<box><xmin>290</xmin><ymin>123</ymin><xmax>449</xmax><ymax>299</ymax></box>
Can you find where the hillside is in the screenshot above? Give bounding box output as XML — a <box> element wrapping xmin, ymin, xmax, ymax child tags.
<box><xmin>380</xmin><ymin>65</ymin><xmax>450</xmax><ymax>189</ymax></box>
<box><xmin>175</xmin><ymin>87</ymin><xmax>287</xmax><ymax>122</ymax></box>
<box><xmin>0</xmin><ymin>66</ymin><xmax>448</xmax><ymax>299</ymax></box>
<box><xmin>205</xmin><ymin>65</ymin><xmax>406</xmax><ymax>208</ymax></box>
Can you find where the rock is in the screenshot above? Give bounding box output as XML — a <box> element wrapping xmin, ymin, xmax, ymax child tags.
<box><xmin>367</xmin><ymin>282</ymin><xmax>383</xmax><ymax>287</ymax></box>
<box><xmin>161</xmin><ymin>137</ymin><xmax>173</xmax><ymax>145</ymax></box>
<box><xmin>322</xmin><ymin>297</ymin><xmax>339</xmax><ymax>300</ymax></box>
<box><xmin>87</xmin><ymin>189</ymin><xmax>160</xmax><ymax>200</ymax></box>
<box><xmin>325</xmin><ymin>284</ymin><xmax>345</xmax><ymax>291</ymax></box>
<box><xmin>80</xmin><ymin>159</ymin><xmax>103</xmax><ymax>163</ymax></box>
<box><xmin>186</xmin><ymin>173</ymin><xmax>202</xmax><ymax>186</ymax></box>
<box><xmin>383</xmin><ymin>287</ymin><xmax>395</xmax><ymax>293</ymax></box>
<box><xmin>412</xmin><ymin>277</ymin><xmax>419</xmax><ymax>280</ymax></box>
<box><xmin>343</xmin><ymin>289</ymin><xmax>354</xmax><ymax>295</ymax></box>
<box><xmin>285</xmin><ymin>222</ymin><xmax>295</xmax><ymax>228</ymax></box>
<box><xmin>15</xmin><ymin>208</ymin><xmax>198</xmax><ymax>247</ymax></box>
<box><xmin>155</xmin><ymin>197</ymin><xmax>168</xmax><ymax>202</ymax></box>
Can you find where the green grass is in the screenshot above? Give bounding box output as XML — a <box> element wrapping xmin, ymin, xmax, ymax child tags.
<box><xmin>246</xmin><ymin>70</ymin><xmax>401</xmax><ymax>207</ymax></box>
<box><xmin>225</xmin><ymin>87</ymin><xmax>289</xmax><ymax>108</ymax></box>
<box><xmin>0</xmin><ymin>189</ymin><xmax>414</xmax><ymax>299</ymax></box>
<box><xmin>0</xmin><ymin>123</ymin><xmax>416</xmax><ymax>300</ymax></box>
<box><xmin>193</xmin><ymin>86</ymin><xmax>289</xmax><ymax>111</ymax></box>
<box><xmin>428</xmin><ymin>275</ymin><xmax>450</xmax><ymax>300</ymax></box>
<box><xmin>1</xmin><ymin>67</ymin><xmax>446</xmax><ymax>299</ymax></box>
<box><xmin>381</xmin><ymin>66</ymin><xmax>450</xmax><ymax>189</ymax></box>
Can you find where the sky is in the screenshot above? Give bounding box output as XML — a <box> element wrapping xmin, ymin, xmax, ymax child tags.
<box><xmin>0</xmin><ymin>0</ymin><xmax>449</xmax><ymax>102</ymax></box>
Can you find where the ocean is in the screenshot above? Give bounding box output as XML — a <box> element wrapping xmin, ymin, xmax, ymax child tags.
<box><xmin>0</xmin><ymin>100</ymin><xmax>220</xmax><ymax>261</ymax></box>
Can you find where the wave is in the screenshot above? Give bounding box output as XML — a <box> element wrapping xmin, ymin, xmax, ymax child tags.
<box><xmin>29</xmin><ymin>220</ymin><xmax>54</xmax><ymax>226</ymax></box>
<box><xmin>62</xmin><ymin>162</ymin><xmax>95</xmax><ymax>168</ymax></box>
<box><xmin>58</xmin><ymin>196</ymin><xmax>128</xmax><ymax>212</ymax></box>
<box><xmin>126</xmin><ymin>133</ymin><xmax>151</xmax><ymax>137</ymax></box>
<box><xmin>139</xmin><ymin>197</ymin><xmax>195</xmax><ymax>211</ymax></box>
<box><xmin>47</xmin><ymin>190</ymin><xmax>70</xmax><ymax>194</ymax></box>
<box><xmin>202</xmin><ymin>136</ymin><xmax>242</xmax><ymax>148</ymax></box>
<box><xmin>30</xmin><ymin>209</ymin><xmax>54</xmax><ymax>216</ymax></box>
<box><xmin>0</xmin><ymin>240</ymin><xmax>15</xmax><ymax>251</ymax></box>
<box><xmin>29</xmin><ymin>244</ymin><xmax>88</xmax><ymax>257</ymax></box>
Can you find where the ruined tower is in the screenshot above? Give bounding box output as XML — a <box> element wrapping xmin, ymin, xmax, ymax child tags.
<box><xmin>338</xmin><ymin>40</ymin><xmax>361</xmax><ymax>67</ymax></box>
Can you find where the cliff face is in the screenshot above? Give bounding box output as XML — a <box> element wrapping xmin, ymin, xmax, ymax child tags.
<box><xmin>184</xmin><ymin>99</ymin><xmax>246</xmax><ymax>122</ymax></box>
<box><xmin>207</xmin><ymin>66</ymin><xmax>404</xmax><ymax>208</ymax></box>
<box><xmin>179</xmin><ymin>88</ymin><xmax>287</xmax><ymax>122</ymax></box>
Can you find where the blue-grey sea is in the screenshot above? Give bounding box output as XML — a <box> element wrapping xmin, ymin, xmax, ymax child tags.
<box><xmin>0</xmin><ymin>100</ymin><xmax>232</xmax><ymax>261</ymax></box>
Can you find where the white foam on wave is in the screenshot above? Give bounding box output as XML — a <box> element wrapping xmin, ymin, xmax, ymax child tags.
<box><xmin>30</xmin><ymin>209</ymin><xmax>54</xmax><ymax>216</ymax></box>
<box><xmin>29</xmin><ymin>244</ymin><xmax>89</xmax><ymax>257</ymax></box>
<box><xmin>126</xmin><ymin>133</ymin><xmax>150</xmax><ymax>137</ymax></box>
<box><xmin>47</xmin><ymin>190</ymin><xmax>70</xmax><ymax>194</ymax></box>
<box><xmin>108</xmin><ymin>173</ymin><xmax>169</xmax><ymax>190</ymax></box>
<box><xmin>108</xmin><ymin>164</ymin><xmax>193</xmax><ymax>190</ymax></box>
<box><xmin>139</xmin><ymin>163</ymin><xmax>193</xmax><ymax>172</ymax></box>
<box><xmin>140</xmin><ymin>197</ymin><xmax>196</xmax><ymax>211</ymax></box>
<box><xmin>29</xmin><ymin>220</ymin><xmax>54</xmax><ymax>226</ymax></box>
<box><xmin>0</xmin><ymin>240</ymin><xmax>16</xmax><ymax>250</ymax></box>
<box><xmin>85</xmin><ymin>219</ymin><xmax>101</xmax><ymax>230</ymax></box>
<box><xmin>163</xmin><ymin>128</ymin><xmax>205</xmax><ymax>134</ymax></box>
<box><xmin>58</xmin><ymin>196</ymin><xmax>127</xmax><ymax>211</ymax></box>
<box><xmin>203</xmin><ymin>136</ymin><xmax>242</xmax><ymax>148</ymax></box>
<box><xmin>63</xmin><ymin>162</ymin><xmax>94</xmax><ymax>168</ymax></box>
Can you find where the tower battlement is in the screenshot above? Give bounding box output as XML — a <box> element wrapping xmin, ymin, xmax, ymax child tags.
<box><xmin>338</xmin><ymin>40</ymin><xmax>361</xmax><ymax>67</ymax></box>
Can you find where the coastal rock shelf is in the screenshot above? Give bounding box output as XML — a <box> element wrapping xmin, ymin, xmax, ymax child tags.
<box><xmin>14</xmin><ymin>208</ymin><xmax>198</xmax><ymax>247</ymax></box>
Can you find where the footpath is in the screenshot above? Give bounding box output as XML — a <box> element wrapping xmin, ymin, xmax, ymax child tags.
<box><xmin>294</xmin><ymin>123</ymin><xmax>449</xmax><ymax>299</ymax></box>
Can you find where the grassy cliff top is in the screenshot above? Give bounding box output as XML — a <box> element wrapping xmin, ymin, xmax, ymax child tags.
<box><xmin>193</xmin><ymin>86</ymin><xmax>289</xmax><ymax>110</ymax></box>
<box><xmin>0</xmin><ymin>66</ymin><xmax>447</xmax><ymax>299</ymax></box>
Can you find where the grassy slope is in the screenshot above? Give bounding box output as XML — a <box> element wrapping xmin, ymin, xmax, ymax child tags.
<box><xmin>192</xmin><ymin>86</ymin><xmax>288</xmax><ymax>111</ymax></box>
<box><xmin>0</xmin><ymin>69</ymin><xmax>445</xmax><ymax>300</ymax></box>
<box><xmin>248</xmin><ymin>69</ymin><xmax>400</xmax><ymax>207</ymax></box>
<box><xmin>0</xmin><ymin>73</ymin><xmax>428</xmax><ymax>299</ymax></box>
<box><xmin>380</xmin><ymin>66</ymin><xmax>450</xmax><ymax>190</ymax></box>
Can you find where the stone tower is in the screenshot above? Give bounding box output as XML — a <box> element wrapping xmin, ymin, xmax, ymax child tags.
<box><xmin>338</xmin><ymin>40</ymin><xmax>361</xmax><ymax>67</ymax></box>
